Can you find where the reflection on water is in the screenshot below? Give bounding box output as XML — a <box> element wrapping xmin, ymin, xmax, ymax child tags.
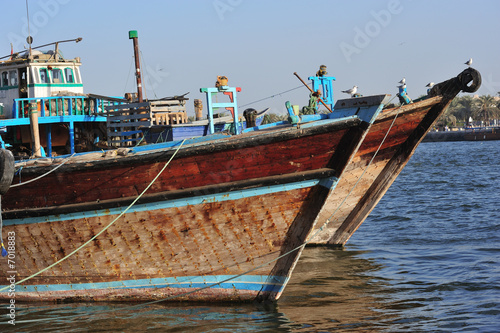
<box><xmin>278</xmin><ymin>247</ymin><xmax>386</xmax><ymax>332</ymax></box>
<box><xmin>1</xmin><ymin>247</ymin><xmax>386</xmax><ymax>332</ymax></box>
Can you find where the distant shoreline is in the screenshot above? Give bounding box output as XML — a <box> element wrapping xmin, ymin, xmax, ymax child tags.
<box><xmin>424</xmin><ymin>127</ymin><xmax>500</xmax><ymax>142</ymax></box>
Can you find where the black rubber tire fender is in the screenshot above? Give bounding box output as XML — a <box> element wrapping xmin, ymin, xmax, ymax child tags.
<box><xmin>459</xmin><ymin>68</ymin><xmax>481</xmax><ymax>93</ymax></box>
<box><xmin>0</xmin><ymin>149</ymin><xmax>15</xmax><ymax>195</ymax></box>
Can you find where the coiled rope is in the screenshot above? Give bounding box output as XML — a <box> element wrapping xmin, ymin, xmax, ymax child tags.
<box><xmin>5</xmin><ymin>101</ymin><xmax>403</xmax><ymax>324</ymax></box>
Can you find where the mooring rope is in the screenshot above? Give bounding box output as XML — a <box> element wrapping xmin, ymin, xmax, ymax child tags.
<box><xmin>239</xmin><ymin>84</ymin><xmax>307</xmax><ymax>108</ymax></box>
<box><xmin>0</xmin><ymin>139</ymin><xmax>186</xmax><ymax>292</ymax></box>
<box><xmin>4</xmin><ymin>101</ymin><xmax>404</xmax><ymax>324</ymax></box>
<box><xmin>10</xmin><ymin>153</ymin><xmax>76</xmax><ymax>188</ymax></box>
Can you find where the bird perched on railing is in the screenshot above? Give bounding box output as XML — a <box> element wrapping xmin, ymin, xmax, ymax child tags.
<box><xmin>465</xmin><ymin>58</ymin><xmax>472</xmax><ymax>66</ymax></box>
<box><xmin>426</xmin><ymin>82</ymin><xmax>435</xmax><ymax>94</ymax></box>
<box><xmin>342</xmin><ymin>85</ymin><xmax>358</xmax><ymax>97</ymax></box>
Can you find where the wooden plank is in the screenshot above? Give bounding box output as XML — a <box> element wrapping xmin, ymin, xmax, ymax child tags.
<box><xmin>107</xmin><ymin>121</ymin><xmax>151</xmax><ymax>128</ymax></box>
<box><xmin>106</xmin><ymin>109</ymin><xmax>151</xmax><ymax>117</ymax></box>
<box><xmin>150</xmin><ymin>100</ymin><xmax>185</xmax><ymax>106</ymax></box>
<box><xmin>107</xmin><ymin>130</ymin><xmax>143</xmax><ymax>137</ymax></box>
<box><xmin>150</xmin><ymin>106</ymin><xmax>186</xmax><ymax>112</ymax></box>
<box><xmin>107</xmin><ymin>113</ymin><xmax>152</xmax><ymax>121</ymax></box>
<box><xmin>104</xmin><ymin>102</ymin><xmax>150</xmax><ymax>111</ymax></box>
<box><xmin>87</xmin><ymin>93</ymin><xmax>128</xmax><ymax>103</ymax></box>
<box><xmin>376</xmin><ymin>96</ymin><xmax>442</xmax><ymax>122</ymax></box>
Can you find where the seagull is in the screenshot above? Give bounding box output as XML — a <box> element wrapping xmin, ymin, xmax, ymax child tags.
<box><xmin>465</xmin><ymin>58</ymin><xmax>472</xmax><ymax>66</ymax></box>
<box><xmin>398</xmin><ymin>77</ymin><xmax>406</xmax><ymax>84</ymax></box>
<box><xmin>426</xmin><ymin>82</ymin><xmax>435</xmax><ymax>88</ymax></box>
<box><xmin>342</xmin><ymin>86</ymin><xmax>358</xmax><ymax>96</ymax></box>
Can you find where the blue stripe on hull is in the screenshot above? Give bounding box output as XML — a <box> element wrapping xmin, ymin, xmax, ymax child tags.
<box><xmin>3</xmin><ymin>275</ymin><xmax>287</xmax><ymax>294</ymax></box>
<box><xmin>6</xmin><ymin>177</ymin><xmax>338</xmax><ymax>226</ymax></box>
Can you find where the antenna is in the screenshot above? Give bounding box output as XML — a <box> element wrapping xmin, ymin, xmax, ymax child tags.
<box><xmin>26</xmin><ymin>0</ymin><xmax>33</xmax><ymax>57</ymax></box>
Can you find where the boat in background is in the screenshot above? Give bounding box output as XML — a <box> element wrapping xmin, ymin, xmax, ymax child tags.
<box><xmin>308</xmin><ymin>67</ymin><xmax>481</xmax><ymax>246</ymax></box>
<box><xmin>423</xmin><ymin>125</ymin><xmax>500</xmax><ymax>142</ymax></box>
<box><xmin>464</xmin><ymin>126</ymin><xmax>500</xmax><ymax>141</ymax></box>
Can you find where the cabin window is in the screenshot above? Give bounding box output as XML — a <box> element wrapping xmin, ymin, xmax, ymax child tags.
<box><xmin>52</xmin><ymin>68</ymin><xmax>62</xmax><ymax>83</ymax></box>
<box><xmin>1</xmin><ymin>72</ymin><xmax>8</xmax><ymax>87</ymax></box>
<box><xmin>64</xmin><ymin>68</ymin><xmax>74</xmax><ymax>83</ymax></box>
<box><xmin>39</xmin><ymin>68</ymin><xmax>49</xmax><ymax>84</ymax></box>
<box><xmin>31</xmin><ymin>68</ymin><xmax>39</xmax><ymax>84</ymax></box>
<box><xmin>9</xmin><ymin>70</ymin><xmax>18</xmax><ymax>86</ymax></box>
<box><xmin>74</xmin><ymin>68</ymin><xmax>82</xmax><ymax>84</ymax></box>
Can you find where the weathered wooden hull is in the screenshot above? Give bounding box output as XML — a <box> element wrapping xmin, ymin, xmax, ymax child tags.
<box><xmin>309</xmin><ymin>68</ymin><xmax>482</xmax><ymax>246</ymax></box>
<box><xmin>0</xmin><ymin>114</ymin><xmax>370</xmax><ymax>302</ymax></box>
<box><xmin>5</xmin><ymin>186</ymin><xmax>322</xmax><ymax>302</ymax></box>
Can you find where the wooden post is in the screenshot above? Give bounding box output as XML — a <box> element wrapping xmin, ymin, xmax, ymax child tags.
<box><xmin>29</xmin><ymin>102</ymin><xmax>42</xmax><ymax>157</ymax></box>
<box><xmin>194</xmin><ymin>99</ymin><xmax>203</xmax><ymax>120</ymax></box>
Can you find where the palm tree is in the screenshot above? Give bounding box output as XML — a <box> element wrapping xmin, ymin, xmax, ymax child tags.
<box><xmin>472</xmin><ymin>95</ymin><xmax>500</xmax><ymax>126</ymax></box>
<box><xmin>452</xmin><ymin>96</ymin><xmax>476</xmax><ymax>125</ymax></box>
<box><xmin>441</xmin><ymin>97</ymin><xmax>461</xmax><ymax>126</ymax></box>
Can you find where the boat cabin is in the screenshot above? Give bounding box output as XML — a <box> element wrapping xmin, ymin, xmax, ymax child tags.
<box><xmin>0</xmin><ymin>49</ymin><xmax>83</xmax><ymax>119</ymax></box>
<box><xmin>0</xmin><ymin>42</ymin><xmax>108</xmax><ymax>157</ymax></box>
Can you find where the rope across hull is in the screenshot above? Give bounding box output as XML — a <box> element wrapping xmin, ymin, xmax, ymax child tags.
<box><xmin>0</xmin><ymin>116</ymin><xmax>365</xmax><ymax>302</ymax></box>
<box><xmin>3</xmin><ymin>186</ymin><xmax>316</xmax><ymax>302</ymax></box>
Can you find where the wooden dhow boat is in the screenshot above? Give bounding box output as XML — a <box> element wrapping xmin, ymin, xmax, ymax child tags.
<box><xmin>0</xmin><ymin>89</ymin><xmax>388</xmax><ymax>302</ymax></box>
<box><xmin>308</xmin><ymin>67</ymin><xmax>481</xmax><ymax>246</ymax></box>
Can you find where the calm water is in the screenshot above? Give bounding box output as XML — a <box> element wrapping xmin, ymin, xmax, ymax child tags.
<box><xmin>2</xmin><ymin>141</ymin><xmax>499</xmax><ymax>332</ymax></box>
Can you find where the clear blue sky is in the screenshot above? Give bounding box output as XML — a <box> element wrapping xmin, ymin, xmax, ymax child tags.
<box><xmin>2</xmin><ymin>0</ymin><xmax>499</xmax><ymax>116</ymax></box>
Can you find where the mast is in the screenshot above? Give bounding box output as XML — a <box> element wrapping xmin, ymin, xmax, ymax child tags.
<box><xmin>129</xmin><ymin>30</ymin><xmax>143</xmax><ymax>103</ymax></box>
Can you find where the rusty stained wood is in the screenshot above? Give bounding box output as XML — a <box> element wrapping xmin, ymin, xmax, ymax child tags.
<box><xmin>3</xmin><ymin>188</ymin><xmax>309</xmax><ymax>301</ymax></box>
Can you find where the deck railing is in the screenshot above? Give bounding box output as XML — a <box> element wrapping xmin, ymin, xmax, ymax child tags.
<box><xmin>12</xmin><ymin>96</ymin><xmax>124</xmax><ymax>119</ymax></box>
